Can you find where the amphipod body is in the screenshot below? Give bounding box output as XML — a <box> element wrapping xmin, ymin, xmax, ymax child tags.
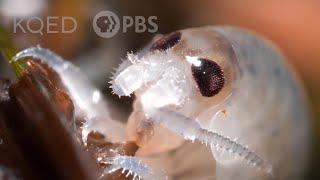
<box><xmin>111</xmin><ymin>26</ymin><xmax>311</xmax><ymax>180</ymax></box>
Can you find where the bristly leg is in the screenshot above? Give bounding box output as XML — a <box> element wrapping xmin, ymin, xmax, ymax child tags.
<box><xmin>100</xmin><ymin>155</ymin><xmax>168</xmax><ymax>180</ymax></box>
<box><xmin>12</xmin><ymin>46</ymin><xmax>127</xmax><ymax>144</ymax></box>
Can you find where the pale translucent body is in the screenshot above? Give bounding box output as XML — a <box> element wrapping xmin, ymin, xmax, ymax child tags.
<box><xmin>12</xmin><ymin>26</ymin><xmax>311</xmax><ymax>180</ymax></box>
<box><xmin>112</xmin><ymin>26</ymin><xmax>311</xmax><ymax>180</ymax></box>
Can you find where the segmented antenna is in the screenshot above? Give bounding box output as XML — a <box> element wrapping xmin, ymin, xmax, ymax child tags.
<box><xmin>146</xmin><ymin>107</ymin><xmax>274</xmax><ymax>177</ymax></box>
<box><xmin>198</xmin><ymin>129</ymin><xmax>273</xmax><ymax>175</ymax></box>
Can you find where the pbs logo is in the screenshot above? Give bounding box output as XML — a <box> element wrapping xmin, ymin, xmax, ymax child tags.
<box><xmin>93</xmin><ymin>11</ymin><xmax>120</xmax><ymax>38</ymax></box>
<box><xmin>93</xmin><ymin>10</ymin><xmax>158</xmax><ymax>38</ymax></box>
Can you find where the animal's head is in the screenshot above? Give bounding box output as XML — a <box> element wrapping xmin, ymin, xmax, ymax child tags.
<box><xmin>111</xmin><ymin>27</ymin><xmax>238</xmax><ymax>115</ymax></box>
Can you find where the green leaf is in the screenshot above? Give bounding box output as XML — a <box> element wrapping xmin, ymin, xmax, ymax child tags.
<box><xmin>0</xmin><ymin>25</ymin><xmax>27</xmax><ymax>77</ymax></box>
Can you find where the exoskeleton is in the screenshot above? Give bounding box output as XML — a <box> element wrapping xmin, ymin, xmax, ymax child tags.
<box><xmin>111</xmin><ymin>26</ymin><xmax>311</xmax><ymax>180</ymax></box>
<box><xmin>12</xmin><ymin>26</ymin><xmax>311</xmax><ymax>180</ymax></box>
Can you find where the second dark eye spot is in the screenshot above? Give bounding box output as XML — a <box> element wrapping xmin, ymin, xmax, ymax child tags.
<box><xmin>150</xmin><ymin>31</ymin><xmax>181</xmax><ymax>51</ymax></box>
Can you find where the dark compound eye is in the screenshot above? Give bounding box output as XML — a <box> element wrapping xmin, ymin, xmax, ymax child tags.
<box><xmin>150</xmin><ymin>31</ymin><xmax>181</xmax><ymax>51</ymax></box>
<box><xmin>191</xmin><ymin>58</ymin><xmax>225</xmax><ymax>97</ymax></box>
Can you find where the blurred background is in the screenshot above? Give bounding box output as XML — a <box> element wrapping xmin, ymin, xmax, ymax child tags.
<box><xmin>0</xmin><ymin>0</ymin><xmax>319</xmax><ymax>178</ymax></box>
